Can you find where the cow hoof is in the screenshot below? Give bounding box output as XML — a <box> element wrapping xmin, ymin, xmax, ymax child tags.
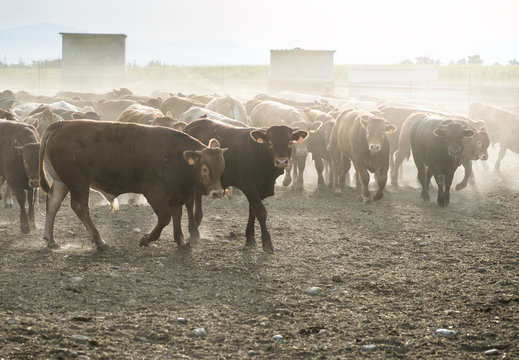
<box><xmin>455</xmin><ymin>183</ymin><xmax>465</xmax><ymax>191</ymax></box>
<box><xmin>4</xmin><ymin>203</ymin><xmax>13</xmax><ymax>209</ymax></box>
<box><xmin>262</xmin><ymin>243</ymin><xmax>274</xmax><ymax>253</ymax></box>
<box><xmin>47</xmin><ymin>242</ymin><xmax>60</xmax><ymax>250</ymax></box>
<box><xmin>21</xmin><ymin>225</ymin><xmax>30</xmax><ymax>234</ymax></box>
<box><xmin>178</xmin><ymin>242</ymin><xmax>192</xmax><ymax>252</ymax></box>
<box><xmin>97</xmin><ymin>243</ymin><xmax>110</xmax><ymax>252</ymax></box>
<box><xmin>374</xmin><ymin>193</ymin><xmax>383</xmax><ymax>201</ymax></box>
<box><xmin>282</xmin><ymin>178</ymin><xmax>292</xmax><ymax>187</ymax></box>
<box><xmin>139</xmin><ymin>235</ymin><xmax>151</xmax><ymax>247</ymax></box>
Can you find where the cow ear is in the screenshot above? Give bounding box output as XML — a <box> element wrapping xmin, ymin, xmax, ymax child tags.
<box><xmin>309</xmin><ymin>121</ymin><xmax>323</xmax><ymax>132</ymax></box>
<box><xmin>433</xmin><ymin>128</ymin><xmax>445</xmax><ymax>137</ymax></box>
<box><xmin>360</xmin><ymin>117</ymin><xmax>369</xmax><ymax>129</ymax></box>
<box><xmin>250</xmin><ymin>130</ymin><xmax>268</xmax><ymax>144</ymax></box>
<box><xmin>166</xmin><ymin>111</ymin><xmax>174</xmax><ymax>119</ymax></box>
<box><xmin>31</xmin><ymin>118</ymin><xmax>39</xmax><ymax>130</ymax></box>
<box><xmin>183</xmin><ymin>150</ymin><xmax>201</xmax><ymax>165</ymax></box>
<box><xmin>292</xmin><ymin>130</ymin><xmax>309</xmax><ymax>143</ymax></box>
<box><xmin>385</xmin><ymin>123</ymin><xmax>397</xmax><ymax>134</ymax></box>
<box><xmin>208</xmin><ymin>138</ymin><xmax>221</xmax><ymax>148</ymax></box>
<box><xmin>463</xmin><ymin>128</ymin><xmax>475</xmax><ymax>138</ymax></box>
<box><xmin>174</xmin><ymin>122</ymin><xmax>187</xmax><ymax>131</ymax></box>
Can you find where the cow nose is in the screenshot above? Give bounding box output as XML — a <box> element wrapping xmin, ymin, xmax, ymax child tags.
<box><xmin>209</xmin><ymin>189</ymin><xmax>224</xmax><ymax>199</ymax></box>
<box><xmin>274</xmin><ymin>158</ymin><xmax>289</xmax><ymax>168</ymax></box>
<box><xmin>479</xmin><ymin>154</ymin><xmax>488</xmax><ymax>160</ymax></box>
<box><xmin>29</xmin><ymin>179</ymin><xmax>39</xmax><ymax>188</ymax></box>
<box><xmin>369</xmin><ymin>144</ymin><xmax>381</xmax><ymax>152</ymax></box>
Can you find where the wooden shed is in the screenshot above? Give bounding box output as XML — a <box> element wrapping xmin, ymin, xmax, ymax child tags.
<box><xmin>60</xmin><ymin>33</ymin><xmax>127</xmax><ymax>91</ymax></box>
<box><xmin>269</xmin><ymin>48</ymin><xmax>335</xmax><ymax>94</ymax></box>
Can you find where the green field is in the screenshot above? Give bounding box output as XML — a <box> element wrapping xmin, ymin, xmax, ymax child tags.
<box><xmin>1</xmin><ymin>64</ymin><xmax>519</xmax><ymax>95</ymax></box>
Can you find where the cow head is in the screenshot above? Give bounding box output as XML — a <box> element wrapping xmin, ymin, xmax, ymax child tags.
<box><xmin>250</xmin><ymin>125</ymin><xmax>309</xmax><ymax>169</ymax></box>
<box><xmin>183</xmin><ymin>138</ymin><xmax>227</xmax><ymax>199</ymax></box>
<box><xmin>433</xmin><ymin>121</ymin><xmax>475</xmax><ymax>158</ymax></box>
<box><xmin>14</xmin><ymin>140</ymin><xmax>40</xmax><ymax>188</ymax></box>
<box><xmin>463</xmin><ymin>126</ymin><xmax>490</xmax><ymax>161</ymax></box>
<box><xmin>359</xmin><ymin>115</ymin><xmax>397</xmax><ymax>155</ymax></box>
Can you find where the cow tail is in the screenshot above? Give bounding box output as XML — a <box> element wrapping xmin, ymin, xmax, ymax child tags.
<box><xmin>38</xmin><ymin>127</ymin><xmax>52</xmax><ymax>194</ymax></box>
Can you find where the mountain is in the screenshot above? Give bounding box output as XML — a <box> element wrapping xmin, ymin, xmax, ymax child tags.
<box><xmin>0</xmin><ymin>23</ymin><xmax>267</xmax><ymax>66</ymax></box>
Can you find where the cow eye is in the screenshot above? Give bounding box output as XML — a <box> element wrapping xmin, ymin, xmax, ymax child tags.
<box><xmin>477</xmin><ymin>141</ymin><xmax>482</xmax><ymax>147</ymax></box>
<box><xmin>202</xmin><ymin>166</ymin><xmax>209</xmax><ymax>174</ymax></box>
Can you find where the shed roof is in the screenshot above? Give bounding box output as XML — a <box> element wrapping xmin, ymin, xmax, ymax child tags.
<box><xmin>60</xmin><ymin>32</ymin><xmax>127</xmax><ymax>38</ymax></box>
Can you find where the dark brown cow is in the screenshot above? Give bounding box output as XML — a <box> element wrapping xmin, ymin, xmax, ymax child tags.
<box><xmin>0</xmin><ymin>120</ymin><xmax>40</xmax><ymax>233</ymax></box>
<box><xmin>393</xmin><ymin>112</ymin><xmax>489</xmax><ymax>190</ymax></box>
<box><xmin>468</xmin><ymin>102</ymin><xmax>519</xmax><ymax>171</ymax></box>
<box><xmin>184</xmin><ymin>118</ymin><xmax>308</xmax><ymax>252</ymax></box>
<box><xmin>251</xmin><ymin>101</ymin><xmax>311</xmax><ymax>190</ymax></box>
<box><xmin>329</xmin><ymin>109</ymin><xmax>396</xmax><ymax>202</ymax></box>
<box><xmin>39</xmin><ymin>120</ymin><xmax>226</xmax><ymax>250</ymax></box>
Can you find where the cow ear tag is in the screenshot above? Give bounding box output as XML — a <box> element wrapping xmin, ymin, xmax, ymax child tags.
<box><xmin>256</xmin><ymin>138</ymin><xmax>264</xmax><ymax>143</ymax></box>
<box><xmin>188</xmin><ymin>157</ymin><xmax>196</xmax><ymax>165</ymax></box>
<box><xmin>297</xmin><ymin>136</ymin><xmax>305</xmax><ymax>143</ymax></box>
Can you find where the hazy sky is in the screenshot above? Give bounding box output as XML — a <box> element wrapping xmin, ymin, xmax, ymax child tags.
<box><xmin>2</xmin><ymin>0</ymin><xmax>518</xmax><ymax>64</ymax></box>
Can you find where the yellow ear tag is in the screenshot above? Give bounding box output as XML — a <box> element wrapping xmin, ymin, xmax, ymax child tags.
<box><xmin>256</xmin><ymin>138</ymin><xmax>264</xmax><ymax>144</ymax></box>
<box><xmin>297</xmin><ymin>136</ymin><xmax>305</xmax><ymax>143</ymax></box>
<box><xmin>188</xmin><ymin>158</ymin><xmax>195</xmax><ymax>165</ymax></box>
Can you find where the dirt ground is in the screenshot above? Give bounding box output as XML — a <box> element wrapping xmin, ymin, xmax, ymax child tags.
<box><xmin>1</xmin><ymin>149</ymin><xmax>518</xmax><ymax>360</ymax></box>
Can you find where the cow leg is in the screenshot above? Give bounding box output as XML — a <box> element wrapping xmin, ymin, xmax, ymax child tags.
<box><xmin>140</xmin><ymin>196</ymin><xmax>171</xmax><ymax>247</ymax></box>
<box><xmin>324</xmin><ymin>158</ymin><xmax>332</xmax><ymax>187</ymax></box>
<box><xmin>4</xmin><ymin>184</ymin><xmax>13</xmax><ymax>209</ymax></box>
<box><xmin>186</xmin><ymin>193</ymin><xmax>203</xmax><ymax>241</ymax></box>
<box><xmin>342</xmin><ymin>157</ymin><xmax>351</xmax><ymax>187</ymax></box>
<box><xmin>392</xmin><ymin>149</ymin><xmax>406</xmax><ymax>188</ymax></box>
<box><xmin>356</xmin><ymin>166</ymin><xmax>371</xmax><ymax>203</ymax></box>
<box><xmin>12</xmin><ymin>186</ymin><xmax>30</xmax><ymax>234</ymax></box>
<box><xmin>294</xmin><ymin>155</ymin><xmax>306</xmax><ymax>190</ymax></box>
<box><xmin>314</xmin><ymin>156</ymin><xmax>325</xmax><ymax>189</ymax></box>
<box><xmin>245</xmin><ymin>203</ymin><xmax>256</xmax><ymax>247</ymax></box>
<box><xmin>434</xmin><ymin>173</ymin><xmax>446</xmax><ymax>207</ymax></box>
<box><xmin>331</xmin><ymin>152</ymin><xmax>343</xmax><ymax>194</ymax></box>
<box><xmin>282</xmin><ymin>159</ymin><xmax>293</xmax><ymax>186</ymax></box>
<box><xmin>494</xmin><ymin>145</ymin><xmax>506</xmax><ymax>172</ymax></box>
<box><xmin>415</xmin><ymin>159</ymin><xmax>430</xmax><ymax>201</ymax></box>
<box><xmin>455</xmin><ymin>159</ymin><xmax>472</xmax><ymax>191</ymax></box>
<box><xmin>171</xmin><ymin>205</ymin><xmax>188</xmax><ymax>249</ymax></box>
<box><xmin>43</xmin><ymin>180</ymin><xmax>69</xmax><ymax>249</ymax></box>
<box><xmin>69</xmin><ymin>190</ymin><xmax>108</xmax><ymax>250</ymax></box>
<box><xmin>374</xmin><ymin>168</ymin><xmax>388</xmax><ymax>201</ymax></box>
<box><xmin>444</xmin><ymin>173</ymin><xmax>454</xmax><ymax>206</ymax></box>
<box><xmin>27</xmin><ymin>188</ymin><xmax>36</xmax><ymax>228</ymax></box>
<box><xmin>246</xmin><ymin>193</ymin><xmax>272</xmax><ymax>252</ymax></box>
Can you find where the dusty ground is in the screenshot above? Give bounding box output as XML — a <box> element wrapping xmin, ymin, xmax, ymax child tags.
<box><xmin>1</xmin><ymin>150</ymin><xmax>518</xmax><ymax>359</ymax></box>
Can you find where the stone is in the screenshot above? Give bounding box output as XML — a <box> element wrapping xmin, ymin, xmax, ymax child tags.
<box><xmin>361</xmin><ymin>344</ymin><xmax>376</xmax><ymax>351</ymax></box>
<box><xmin>484</xmin><ymin>349</ymin><xmax>499</xmax><ymax>356</ymax></box>
<box><xmin>70</xmin><ymin>334</ymin><xmax>88</xmax><ymax>343</ymax></box>
<box><xmin>332</xmin><ymin>275</ymin><xmax>343</xmax><ymax>283</ymax></box>
<box><xmin>272</xmin><ymin>334</ymin><xmax>283</xmax><ymax>340</ymax></box>
<box><xmin>177</xmin><ymin>317</ymin><xmax>187</xmax><ymax>324</ymax></box>
<box><xmin>436</xmin><ymin>329</ymin><xmax>457</xmax><ymax>337</ymax></box>
<box><xmin>193</xmin><ymin>328</ymin><xmax>206</xmax><ymax>337</ymax></box>
<box><xmin>305</xmin><ymin>286</ymin><xmax>322</xmax><ymax>295</ymax></box>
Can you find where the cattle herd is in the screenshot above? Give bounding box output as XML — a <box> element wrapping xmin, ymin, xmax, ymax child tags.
<box><xmin>0</xmin><ymin>87</ymin><xmax>516</xmax><ymax>252</ymax></box>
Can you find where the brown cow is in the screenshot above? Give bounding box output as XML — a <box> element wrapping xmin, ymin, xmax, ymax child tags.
<box><xmin>27</xmin><ymin>105</ymin><xmax>101</xmax><ymax>121</ymax></box>
<box><xmin>184</xmin><ymin>118</ymin><xmax>308</xmax><ymax>252</ymax></box>
<box><xmin>0</xmin><ymin>120</ymin><xmax>40</xmax><ymax>233</ymax></box>
<box><xmin>161</xmin><ymin>96</ymin><xmax>205</xmax><ymax>119</ymax></box>
<box><xmin>24</xmin><ymin>109</ymin><xmax>64</xmax><ymax>135</ymax></box>
<box><xmin>393</xmin><ymin>112</ymin><xmax>489</xmax><ymax>190</ymax></box>
<box><xmin>330</xmin><ymin>109</ymin><xmax>396</xmax><ymax>202</ymax></box>
<box><xmin>468</xmin><ymin>102</ymin><xmax>519</xmax><ymax>171</ymax></box>
<box><xmin>251</xmin><ymin>101</ymin><xmax>311</xmax><ymax>190</ymax></box>
<box><xmin>205</xmin><ymin>95</ymin><xmax>249</xmax><ymax>124</ymax></box>
<box><xmin>39</xmin><ymin>120</ymin><xmax>227</xmax><ymax>250</ymax></box>
<box><xmin>96</xmin><ymin>99</ymin><xmax>137</xmax><ymax>121</ymax></box>
<box><xmin>0</xmin><ymin>109</ymin><xmax>17</xmax><ymax>120</ymax></box>
<box><xmin>116</xmin><ymin>104</ymin><xmax>185</xmax><ymax>130</ymax></box>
